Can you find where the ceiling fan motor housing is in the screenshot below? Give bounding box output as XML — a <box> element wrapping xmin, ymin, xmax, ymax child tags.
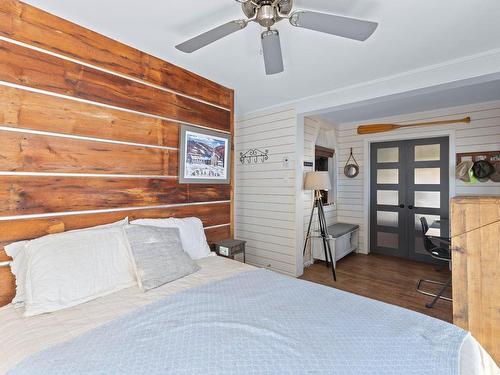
<box><xmin>242</xmin><ymin>0</ymin><xmax>294</xmax><ymax>26</ymax></box>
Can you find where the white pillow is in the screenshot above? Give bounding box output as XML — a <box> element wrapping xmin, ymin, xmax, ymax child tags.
<box><xmin>124</xmin><ymin>225</ymin><xmax>199</xmax><ymax>291</ymax></box>
<box><xmin>5</xmin><ymin>218</ymin><xmax>129</xmax><ymax>308</ymax></box>
<box><xmin>130</xmin><ymin>217</ymin><xmax>211</xmax><ymax>260</ymax></box>
<box><xmin>23</xmin><ymin>225</ymin><xmax>136</xmax><ymax>317</ymax></box>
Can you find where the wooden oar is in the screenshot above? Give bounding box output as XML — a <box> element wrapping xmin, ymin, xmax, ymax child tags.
<box><xmin>357</xmin><ymin>117</ymin><xmax>471</xmax><ymax>135</ymax></box>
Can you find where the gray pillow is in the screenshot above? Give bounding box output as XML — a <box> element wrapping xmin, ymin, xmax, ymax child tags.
<box><xmin>124</xmin><ymin>225</ymin><xmax>199</xmax><ymax>291</ymax></box>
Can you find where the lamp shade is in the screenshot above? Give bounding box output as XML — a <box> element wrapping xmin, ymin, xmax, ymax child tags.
<box><xmin>304</xmin><ymin>171</ymin><xmax>331</xmax><ymax>191</ymax></box>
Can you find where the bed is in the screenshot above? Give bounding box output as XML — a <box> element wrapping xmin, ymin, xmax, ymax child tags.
<box><xmin>1</xmin><ymin>255</ymin><xmax>498</xmax><ymax>375</ymax></box>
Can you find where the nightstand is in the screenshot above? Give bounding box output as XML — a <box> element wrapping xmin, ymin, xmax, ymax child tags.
<box><xmin>215</xmin><ymin>239</ymin><xmax>246</xmax><ymax>263</ymax></box>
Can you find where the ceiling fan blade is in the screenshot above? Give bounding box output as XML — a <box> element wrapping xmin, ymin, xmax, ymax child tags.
<box><xmin>176</xmin><ymin>20</ymin><xmax>248</xmax><ymax>53</ymax></box>
<box><xmin>290</xmin><ymin>11</ymin><xmax>378</xmax><ymax>41</ymax></box>
<box><xmin>261</xmin><ymin>29</ymin><xmax>284</xmax><ymax>75</ymax></box>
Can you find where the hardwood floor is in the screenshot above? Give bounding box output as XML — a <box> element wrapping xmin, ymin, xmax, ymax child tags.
<box><xmin>300</xmin><ymin>253</ymin><xmax>452</xmax><ymax>323</ymax></box>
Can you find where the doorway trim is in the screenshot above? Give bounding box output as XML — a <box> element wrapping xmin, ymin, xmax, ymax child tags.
<box><xmin>363</xmin><ymin>130</ymin><xmax>456</xmax><ymax>254</ymax></box>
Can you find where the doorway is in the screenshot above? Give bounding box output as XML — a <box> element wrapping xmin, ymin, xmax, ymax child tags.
<box><xmin>315</xmin><ymin>145</ymin><xmax>335</xmax><ymax>206</ymax></box>
<box><xmin>369</xmin><ymin>137</ymin><xmax>449</xmax><ymax>263</ymax></box>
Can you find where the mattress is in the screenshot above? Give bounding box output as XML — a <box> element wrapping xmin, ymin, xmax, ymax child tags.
<box><xmin>0</xmin><ymin>256</ymin><xmax>497</xmax><ymax>374</ymax></box>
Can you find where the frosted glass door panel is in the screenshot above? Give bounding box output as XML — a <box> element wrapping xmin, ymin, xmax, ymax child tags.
<box><xmin>377</xmin><ymin>147</ymin><xmax>399</xmax><ymax>163</ymax></box>
<box><xmin>377</xmin><ymin>190</ymin><xmax>399</xmax><ymax>206</ymax></box>
<box><xmin>377</xmin><ymin>169</ymin><xmax>399</xmax><ymax>184</ymax></box>
<box><xmin>415</xmin><ymin>168</ymin><xmax>441</xmax><ymax>184</ymax></box>
<box><xmin>415</xmin><ymin>214</ymin><xmax>440</xmax><ymax>230</ymax></box>
<box><xmin>377</xmin><ymin>211</ymin><xmax>398</xmax><ymax>227</ymax></box>
<box><xmin>415</xmin><ymin>237</ymin><xmax>428</xmax><ymax>255</ymax></box>
<box><xmin>415</xmin><ymin>191</ymin><xmax>441</xmax><ymax>208</ymax></box>
<box><xmin>377</xmin><ymin>232</ymin><xmax>398</xmax><ymax>249</ymax></box>
<box><xmin>415</xmin><ymin>144</ymin><xmax>440</xmax><ymax>161</ymax></box>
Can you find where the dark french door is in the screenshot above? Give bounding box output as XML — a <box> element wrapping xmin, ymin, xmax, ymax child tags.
<box><xmin>370</xmin><ymin>137</ymin><xmax>449</xmax><ymax>263</ymax></box>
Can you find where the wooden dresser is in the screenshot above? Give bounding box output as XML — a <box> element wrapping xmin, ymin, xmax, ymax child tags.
<box><xmin>451</xmin><ymin>196</ymin><xmax>500</xmax><ymax>364</ymax></box>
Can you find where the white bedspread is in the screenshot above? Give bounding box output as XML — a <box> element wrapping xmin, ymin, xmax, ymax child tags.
<box><xmin>0</xmin><ymin>256</ymin><xmax>497</xmax><ymax>374</ymax></box>
<box><xmin>0</xmin><ymin>256</ymin><xmax>254</xmax><ymax>374</ymax></box>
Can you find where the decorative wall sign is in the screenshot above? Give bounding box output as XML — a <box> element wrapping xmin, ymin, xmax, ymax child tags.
<box><xmin>179</xmin><ymin>125</ymin><xmax>231</xmax><ymax>184</ymax></box>
<box><xmin>240</xmin><ymin>148</ymin><xmax>269</xmax><ymax>164</ymax></box>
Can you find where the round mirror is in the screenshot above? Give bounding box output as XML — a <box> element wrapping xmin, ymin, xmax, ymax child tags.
<box><xmin>344</xmin><ymin>164</ymin><xmax>359</xmax><ymax>178</ymax></box>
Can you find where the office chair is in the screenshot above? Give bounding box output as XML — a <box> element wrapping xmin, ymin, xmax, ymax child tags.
<box><xmin>416</xmin><ymin>217</ymin><xmax>452</xmax><ymax>308</ymax></box>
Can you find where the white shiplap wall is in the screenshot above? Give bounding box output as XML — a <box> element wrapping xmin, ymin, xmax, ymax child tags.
<box><xmin>303</xmin><ymin>118</ymin><xmax>337</xmax><ymax>265</ymax></box>
<box><xmin>335</xmin><ymin>100</ymin><xmax>500</xmax><ymax>254</ymax></box>
<box><xmin>235</xmin><ymin>107</ymin><xmax>298</xmax><ymax>276</ymax></box>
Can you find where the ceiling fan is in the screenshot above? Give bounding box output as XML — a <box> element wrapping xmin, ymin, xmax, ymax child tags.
<box><xmin>175</xmin><ymin>0</ymin><xmax>378</xmax><ymax>75</ymax></box>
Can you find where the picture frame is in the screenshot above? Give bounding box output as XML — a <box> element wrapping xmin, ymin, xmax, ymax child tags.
<box><xmin>179</xmin><ymin>125</ymin><xmax>231</xmax><ymax>184</ymax></box>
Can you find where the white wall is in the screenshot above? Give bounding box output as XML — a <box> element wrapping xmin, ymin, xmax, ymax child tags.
<box><xmin>335</xmin><ymin>99</ymin><xmax>500</xmax><ymax>254</ymax></box>
<box><xmin>302</xmin><ymin>118</ymin><xmax>337</xmax><ymax>266</ymax></box>
<box><xmin>234</xmin><ymin>106</ymin><xmax>299</xmax><ymax>276</ymax></box>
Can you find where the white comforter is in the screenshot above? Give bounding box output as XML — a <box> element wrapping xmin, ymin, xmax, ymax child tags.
<box><xmin>0</xmin><ymin>256</ymin><xmax>497</xmax><ymax>374</ymax></box>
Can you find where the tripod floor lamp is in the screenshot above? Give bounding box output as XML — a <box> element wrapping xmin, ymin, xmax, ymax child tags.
<box><xmin>303</xmin><ymin>171</ymin><xmax>336</xmax><ymax>281</ymax></box>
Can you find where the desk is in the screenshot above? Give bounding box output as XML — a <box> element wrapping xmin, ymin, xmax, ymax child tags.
<box><xmin>425</xmin><ymin>219</ymin><xmax>450</xmax><ymax>242</ymax></box>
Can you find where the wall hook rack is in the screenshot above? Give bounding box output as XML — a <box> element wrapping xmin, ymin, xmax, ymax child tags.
<box><xmin>240</xmin><ymin>149</ymin><xmax>269</xmax><ymax>164</ymax></box>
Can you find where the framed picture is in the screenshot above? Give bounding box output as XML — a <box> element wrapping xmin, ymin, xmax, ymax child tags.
<box><xmin>179</xmin><ymin>125</ymin><xmax>231</xmax><ymax>184</ymax></box>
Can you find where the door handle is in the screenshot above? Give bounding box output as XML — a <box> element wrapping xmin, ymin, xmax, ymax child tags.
<box><xmin>399</xmin><ymin>204</ymin><xmax>405</xmax><ymax>208</ymax></box>
<box><xmin>408</xmin><ymin>205</ymin><xmax>414</xmax><ymax>210</ymax></box>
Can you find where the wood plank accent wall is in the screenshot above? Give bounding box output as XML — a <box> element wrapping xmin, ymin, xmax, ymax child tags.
<box><xmin>0</xmin><ymin>0</ymin><xmax>232</xmax><ymax>109</ymax></box>
<box><xmin>0</xmin><ymin>1</ymin><xmax>234</xmax><ymax>307</ymax></box>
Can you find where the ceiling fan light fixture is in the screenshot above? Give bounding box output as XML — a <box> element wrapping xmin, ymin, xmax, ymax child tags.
<box><xmin>257</xmin><ymin>5</ymin><xmax>278</xmax><ymax>28</ymax></box>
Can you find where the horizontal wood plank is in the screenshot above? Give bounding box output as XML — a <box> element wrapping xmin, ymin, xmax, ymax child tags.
<box><xmin>0</xmin><ymin>40</ymin><xmax>230</xmax><ymax>132</ymax></box>
<box><xmin>0</xmin><ymin>0</ymin><xmax>232</xmax><ymax>109</ymax></box>
<box><xmin>0</xmin><ymin>130</ymin><xmax>178</xmax><ymax>176</ymax></box>
<box><xmin>188</xmin><ymin>184</ymin><xmax>234</xmax><ymax>204</ymax></box>
<box><xmin>0</xmin><ymin>85</ymin><xmax>179</xmax><ymax>147</ymax></box>
<box><xmin>0</xmin><ymin>201</ymin><xmax>230</xmax><ymax>255</ymax></box>
<box><xmin>0</xmin><ymin>176</ymin><xmax>231</xmax><ymax>216</ymax></box>
<box><xmin>205</xmin><ymin>225</ymin><xmax>231</xmax><ymax>249</ymax></box>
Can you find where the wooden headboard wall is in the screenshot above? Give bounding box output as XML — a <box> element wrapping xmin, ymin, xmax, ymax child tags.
<box><xmin>0</xmin><ymin>1</ymin><xmax>234</xmax><ymax>307</ymax></box>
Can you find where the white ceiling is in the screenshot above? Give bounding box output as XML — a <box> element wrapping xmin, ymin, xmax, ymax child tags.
<box><xmin>23</xmin><ymin>0</ymin><xmax>500</xmax><ymax>115</ymax></box>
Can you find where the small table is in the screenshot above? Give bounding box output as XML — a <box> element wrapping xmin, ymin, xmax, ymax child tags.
<box><xmin>215</xmin><ymin>239</ymin><xmax>246</xmax><ymax>263</ymax></box>
<box><xmin>425</xmin><ymin>219</ymin><xmax>450</xmax><ymax>242</ymax></box>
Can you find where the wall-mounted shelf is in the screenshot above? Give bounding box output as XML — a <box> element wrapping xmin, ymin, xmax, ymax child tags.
<box><xmin>456</xmin><ymin>151</ymin><xmax>500</xmax><ymax>165</ymax></box>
